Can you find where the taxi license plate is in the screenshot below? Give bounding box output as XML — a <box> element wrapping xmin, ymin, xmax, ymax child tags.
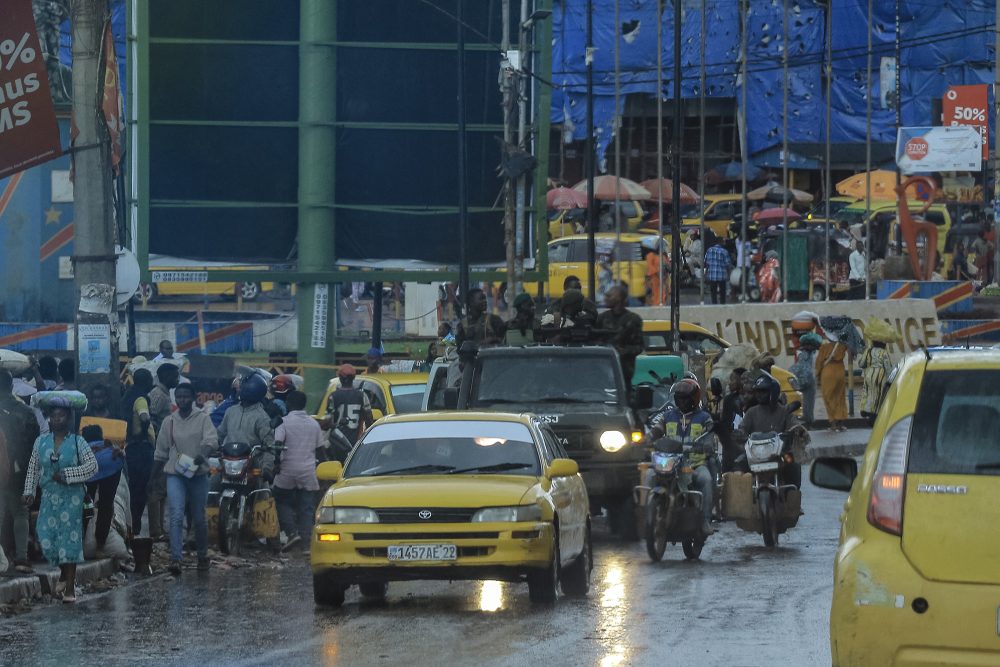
<box><xmin>750</xmin><ymin>461</ymin><xmax>780</xmax><ymax>472</ymax></box>
<box><xmin>387</xmin><ymin>544</ymin><xmax>457</xmax><ymax>561</ymax></box>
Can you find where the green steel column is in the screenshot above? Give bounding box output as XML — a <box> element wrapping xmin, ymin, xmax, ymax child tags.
<box><xmin>297</xmin><ymin>0</ymin><xmax>338</xmax><ymax>411</ymax></box>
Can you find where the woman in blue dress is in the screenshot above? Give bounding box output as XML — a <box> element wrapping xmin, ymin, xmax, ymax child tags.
<box><xmin>21</xmin><ymin>401</ymin><xmax>97</xmax><ymax>603</ymax></box>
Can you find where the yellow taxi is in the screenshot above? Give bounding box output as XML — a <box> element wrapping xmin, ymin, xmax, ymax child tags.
<box><xmin>311</xmin><ymin>412</ymin><xmax>592</xmax><ymax>606</ymax></box>
<box><xmin>682</xmin><ymin>193</ymin><xmax>742</xmax><ymax>238</ymax></box>
<box><xmin>803</xmin><ymin>195</ymin><xmax>857</xmax><ymax>224</ymax></box>
<box><xmin>641</xmin><ymin>320</ymin><xmax>802</xmax><ymax>406</ymax></box>
<box><xmin>547</xmin><ymin>232</ymin><xmax>665</xmax><ymax>302</ymax></box>
<box><xmin>811</xmin><ymin>347</ymin><xmax>1000</xmax><ymax>666</ymax></box>
<box><xmin>315</xmin><ymin>372</ymin><xmax>429</xmax><ymax>422</ymax></box>
<box><xmin>135</xmin><ymin>264</ymin><xmax>276</xmax><ymax>303</ymax></box>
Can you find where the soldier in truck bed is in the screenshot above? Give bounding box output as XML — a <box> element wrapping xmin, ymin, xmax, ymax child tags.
<box><xmin>455</xmin><ymin>288</ymin><xmax>506</xmax><ymax>349</ymax></box>
<box><xmin>596</xmin><ymin>284</ymin><xmax>644</xmax><ymax>385</ymax></box>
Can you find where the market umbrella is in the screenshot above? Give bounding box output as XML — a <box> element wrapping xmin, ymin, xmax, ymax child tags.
<box><xmin>638</xmin><ymin>178</ymin><xmax>700</xmax><ymax>204</ymax></box>
<box><xmin>835</xmin><ymin>169</ymin><xmax>899</xmax><ymax>201</ymax></box>
<box><xmin>753</xmin><ymin>207</ymin><xmax>801</xmax><ymax>224</ymax></box>
<box><xmin>546</xmin><ymin>186</ymin><xmax>588</xmax><ymax>210</ymax></box>
<box><xmin>572</xmin><ymin>175</ymin><xmax>651</xmax><ymax>201</ymax></box>
<box><xmin>704</xmin><ymin>160</ymin><xmax>761</xmax><ymax>185</ymax></box>
<box><xmin>747</xmin><ymin>183</ymin><xmax>814</xmax><ymax>204</ymax></box>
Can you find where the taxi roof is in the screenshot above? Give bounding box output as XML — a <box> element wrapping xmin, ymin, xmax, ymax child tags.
<box><xmin>377</xmin><ymin>411</ymin><xmax>536</xmax><ymax>426</ymax></box>
<box><xmin>923</xmin><ymin>348</ymin><xmax>1000</xmax><ymax>370</ymax></box>
<box><xmin>325</xmin><ymin>372</ymin><xmax>429</xmax><ymax>390</ymax></box>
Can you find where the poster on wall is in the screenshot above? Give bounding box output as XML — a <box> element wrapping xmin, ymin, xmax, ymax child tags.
<box><xmin>78</xmin><ymin>323</ymin><xmax>111</xmax><ymax>374</ymax></box>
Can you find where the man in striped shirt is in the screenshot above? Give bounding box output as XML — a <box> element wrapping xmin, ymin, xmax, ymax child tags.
<box><xmin>704</xmin><ymin>238</ymin><xmax>733</xmax><ymax>305</ymax></box>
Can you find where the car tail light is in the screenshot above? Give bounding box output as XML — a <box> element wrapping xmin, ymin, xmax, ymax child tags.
<box><xmin>867</xmin><ymin>415</ymin><xmax>912</xmax><ymax>536</ymax></box>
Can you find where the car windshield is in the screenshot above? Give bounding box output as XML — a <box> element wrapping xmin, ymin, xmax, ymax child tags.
<box><xmin>679</xmin><ymin>203</ymin><xmax>704</xmax><ymax>218</ymax></box>
<box><xmin>908</xmin><ymin>369</ymin><xmax>1000</xmax><ymax>477</ymax></box>
<box><xmin>344</xmin><ymin>421</ymin><xmax>540</xmax><ymax>477</ymax></box>
<box><xmin>475</xmin><ymin>356</ymin><xmax>622</xmax><ymax>405</ymax></box>
<box><xmin>389</xmin><ymin>384</ymin><xmax>425</xmax><ymax>414</ymax></box>
<box><xmin>834</xmin><ymin>208</ymin><xmax>866</xmax><ymax>226</ymax></box>
<box><xmin>808</xmin><ymin>200</ymin><xmax>851</xmax><ymax>218</ymax></box>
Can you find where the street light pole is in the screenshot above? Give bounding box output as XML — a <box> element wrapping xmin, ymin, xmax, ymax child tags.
<box><xmin>994</xmin><ymin>0</ymin><xmax>1000</xmax><ymax>285</ymax></box>
<box><xmin>457</xmin><ymin>0</ymin><xmax>470</xmax><ymax>299</ymax></box>
<box><xmin>671</xmin><ymin>0</ymin><xmax>682</xmax><ymax>353</ymax></box>
<box><xmin>586</xmin><ymin>0</ymin><xmax>597</xmax><ymax>301</ymax></box>
<box><xmin>502</xmin><ymin>0</ymin><xmax>516</xmax><ymax>301</ymax></box>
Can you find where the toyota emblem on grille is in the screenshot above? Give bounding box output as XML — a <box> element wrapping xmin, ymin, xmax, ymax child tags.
<box><xmin>418</xmin><ymin>510</ymin><xmax>432</xmax><ymax>520</ymax></box>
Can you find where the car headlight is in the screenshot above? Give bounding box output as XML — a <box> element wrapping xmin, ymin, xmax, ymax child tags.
<box><xmin>223</xmin><ymin>459</ymin><xmax>247</xmax><ymax>476</ymax></box>
<box><xmin>471</xmin><ymin>505</ymin><xmax>543</xmax><ymax>523</ymax></box>
<box><xmin>599</xmin><ymin>430</ymin><xmax>627</xmax><ymax>452</ymax></box>
<box><xmin>315</xmin><ymin>507</ymin><xmax>380</xmax><ymax>524</ymax></box>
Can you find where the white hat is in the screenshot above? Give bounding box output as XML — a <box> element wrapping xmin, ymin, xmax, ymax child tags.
<box><xmin>12</xmin><ymin>377</ymin><xmax>37</xmax><ymax>398</ymax></box>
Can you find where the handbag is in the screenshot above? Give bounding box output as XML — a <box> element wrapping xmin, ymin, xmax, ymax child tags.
<box><xmin>168</xmin><ymin>419</ymin><xmax>197</xmax><ymax>478</ymax></box>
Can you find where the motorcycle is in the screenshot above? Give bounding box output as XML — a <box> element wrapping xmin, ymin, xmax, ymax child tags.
<box><xmin>215</xmin><ymin>441</ymin><xmax>285</xmax><ymax>555</ymax></box>
<box><xmin>636</xmin><ymin>432</ymin><xmax>716</xmax><ymax>562</ymax></box>
<box><xmin>734</xmin><ymin>421</ymin><xmax>805</xmax><ymax>547</ymax></box>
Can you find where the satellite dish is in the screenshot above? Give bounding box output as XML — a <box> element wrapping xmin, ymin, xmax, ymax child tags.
<box><xmin>115</xmin><ymin>246</ymin><xmax>141</xmax><ymax>307</ymax></box>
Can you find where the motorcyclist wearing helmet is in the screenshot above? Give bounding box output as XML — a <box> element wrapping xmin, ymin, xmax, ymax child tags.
<box><xmin>210</xmin><ymin>375</ymin><xmax>242</xmax><ymax>428</ymax></box>
<box><xmin>648</xmin><ymin>378</ymin><xmax>717</xmax><ymax>534</ymax></box>
<box><xmin>739</xmin><ymin>373</ymin><xmax>806</xmax><ymax>488</ymax></box>
<box><xmin>217</xmin><ymin>372</ymin><xmax>277</xmax><ymax>481</ymax></box>
<box><xmin>269</xmin><ymin>374</ymin><xmax>298</xmax><ymax>416</ymax></box>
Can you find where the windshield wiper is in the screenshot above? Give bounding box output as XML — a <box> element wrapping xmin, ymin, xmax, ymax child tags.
<box><xmin>448</xmin><ymin>462</ymin><xmax>533</xmax><ymax>474</ymax></box>
<box><xmin>370</xmin><ymin>464</ymin><xmax>456</xmax><ymax>476</ymax></box>
<box><xmin>476</xmin><ymin>398</ymin><xmax>523</xmax><ymax>404</ymax></box>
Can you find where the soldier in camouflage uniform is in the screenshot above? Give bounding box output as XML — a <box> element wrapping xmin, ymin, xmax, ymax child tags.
<box><xmin>596</xmin><ymin>284</ymin><xmax>644</xmax><ymax>386</ymax></box>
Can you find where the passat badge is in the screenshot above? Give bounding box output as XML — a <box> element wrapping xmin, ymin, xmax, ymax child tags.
<box><xmin>916</xmin><ymin>484</ymin><xmax>967</xmax><ymax>495</ymax></box>
<box><xmin>418</xmin><ymin>510</ymin><xmax>433</xmax><ymax>520</ymax></box>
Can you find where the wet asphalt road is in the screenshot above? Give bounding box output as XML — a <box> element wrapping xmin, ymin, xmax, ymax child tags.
<box><xmin>0</xmin><ymin>464</ymin><xmax>847</xmax><ymax>667</ymax></box>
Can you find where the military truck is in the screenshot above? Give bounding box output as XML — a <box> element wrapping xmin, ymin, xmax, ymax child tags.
<box><xmin>424</xmin><ymin>344</ymin><xmax>652</xmax><ymax>540</ymax></box>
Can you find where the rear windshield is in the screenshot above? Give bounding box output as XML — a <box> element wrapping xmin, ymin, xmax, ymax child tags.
<box><xmin>475</xmin><ymin>355</ymin><xmax>622</xmax><ymax>406</ymax></box>
<box><xmin>908</xmin><ymin>370</ymin><xmax>1000</xmax><ymax>477</ymax></box>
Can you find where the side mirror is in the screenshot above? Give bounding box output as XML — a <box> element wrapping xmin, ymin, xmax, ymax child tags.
<box><xmin>631</xmin><ymin>385</ymin><xmax>654</xmax><ymax>410</ymax></box>
<box><xmin>316</xmin><ymin>461</ymin><xmax>344</xmax><ymax>482</ymax></box>
<box><xmin>443</xmin><ymin>387</ymin><xmax>459</xmax><ymax>409</ymax></box>
<box><xmin>547</xmin><ymin>458</ymin><xmax>579</xmax><ymax>478</ymax></box>
<box><xmin>809</xmin><ymin>456</ymin><xmax>858</xmax><ymax>492</ymax></box>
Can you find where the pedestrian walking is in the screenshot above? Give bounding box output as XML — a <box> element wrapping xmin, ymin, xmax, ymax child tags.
<box><xmin>122</xmin><ymin>369</ymin><xmax>157</xmax><ymax>536</ymax></box>
<box><xmin>859</xmin><ymin>318</ymin><xmax>900</xmax><ymax>424</ymax></box>
<box><xmin>716</xmin><ymin>367</ymin><xmax>747</xmax><ymax>473</ymax></box>
<box><xmin>84</xmin><ymin>384</ymin><xmax>114</xmax><ymax>419</ymax></box>
<box><xmin>790</xmin><ymin>333</ymin><xmax>822</xmax><ymax>428</ymax></box>
<box><xmin>365</xmin><ymin>347</ymin><xmax>385</xmax><ymax>374</ymax></box>
<box><xmin>146</xmin><ymin>364</ymin><xmax>179</xmax><ymax>540</ymax></box>
<box><xmin>21</xmin><ymin>396</ymin><xmax>97</xmax><ymax>603</ymax></box>
<box><xmin>56</xmin><ymin>359</ymin><xmax>76</xmax><ymax>391</ymax></box>
<box><xmin>849</xmin><ymin>241</ymin><xmax>867</xmax><ymax>298</ymax></box>
<box><xmin>37</xmin><ymin>356</ymin><xmax>59</xmax><ymax>390</ymax></box>
<box><xmin>0</xmin><ymin>370</ymin><xmax>41</xmax><ymax>574</ymax></box>
<box><xmin>816</xmin><ymin>337</ymin><xmax>848</xmax><ymax>432</ymax></box>
<box><xmin>272</xmin><ymin>391</ymin><xmax>325</xmax><ymax>552</ymax></box>
<box><xmin>152</xmin><ymin>339</ymin><xmax>175</xmax><ymax>361</ymax></box>
<box><xmin>704</xmin><ymin>238</ymin><xmax>733</xmax><ymax>304</ymax></box>
<box><xmin>81</xmin><ymin>424</ymin><xmax>124</xmax><ymax>552</ymax></box>
<box><xmin>154</xmin><ymin>383</ymin><xmax>217</xmax><ymax>575</ymax></box>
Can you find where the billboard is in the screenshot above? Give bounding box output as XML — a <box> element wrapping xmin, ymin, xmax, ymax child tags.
<box><xmin>895</xmin><ymin>126</ymin><xmax>982</xmax><ymax>174</ymax></box>
<box><xmin>941</xmin><ymin>84</ymin><xmax>989</xmax><ymax>160</ymax></box>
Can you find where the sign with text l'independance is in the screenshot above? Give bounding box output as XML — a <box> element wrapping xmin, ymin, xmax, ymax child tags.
<box><xmin>895</xmin><ymin>126</ymin><xmax>982</xmax><ymax>174</ymax></box>
<box><xmin>0</xmin><ymin>0</ymin><xmax>62</xmax><ymax>179</ymax></box>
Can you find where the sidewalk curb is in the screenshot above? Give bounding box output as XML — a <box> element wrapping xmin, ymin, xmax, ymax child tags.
<box><xmin>1</xmin><ymin>558</ymin><xmax>117</xmax><ymax>605</ymax></box>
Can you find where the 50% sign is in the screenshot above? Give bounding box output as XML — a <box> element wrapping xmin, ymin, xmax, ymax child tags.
<box><xmin>0</xmin><ymin>32</ymin><xmax>41</xmax><ymax>133</ymax></box>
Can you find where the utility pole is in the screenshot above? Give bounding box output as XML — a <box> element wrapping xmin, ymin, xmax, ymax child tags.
<box><xmin>585</xmin><ymin>0</ymin><xmax>597</xmax><ymax>301</ymax></box>
<box><xmin>457</xmin><ymin>0</ymin><xmax>470</xmax><ymax>299</ymax></box>
<box><xmin>71</xmin><ymin>0</ymin><xmax>118</xmax><ymax>405</ymax></box>
<box><xmin>513</xmin><ymin>0</ymin><xmax>529</xmax><ymax>301</ymax></box>
<box><xmin>671</xmin><ymin>0</ymin><xmax>682</xmax><ymax>353</ymax></box>
<box><xmin>501</xmin><ymin>0</ymin><xmax>517</xmax><ymax>301</ymax></box>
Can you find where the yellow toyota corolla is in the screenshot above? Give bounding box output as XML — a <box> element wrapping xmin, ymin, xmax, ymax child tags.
<box><xmin>311</xmin><ymin>412</ymin><xmax>592</xmax><ymax>607</ymax></box>
<box><xmin>811</xmin><ymin>347</ymin><xmax>1000</xmax><ymax>666</ymax></box>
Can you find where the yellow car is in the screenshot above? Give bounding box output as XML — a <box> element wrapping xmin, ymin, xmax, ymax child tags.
<box><xmin>135</xmin><ymin>264</ymin><xmax>276</xmax><ymax>303</ymax></box>
<box><xmin>803</xmin><ymin>195</ymin><xmax>857</xmax><ymax>224</ymax></box>
<box><xmin>315</xmin><ymin>372</ymin><xmax>429</xmax><ymax>422</ymax></box>
<box><xmin>311</xmin><ymin>412</ymin><xmax>592</xmax><ymax>606</ymax></box>
<box><xmin>682</xmin><ymin>193</ymin><xmax>742</xmax><ymax>238</ymax></box>
<box><xmin>547</xmin><ymin>232</ymin><xmax>665</xmax><ymax>302</ymax></box>
<box><xmin>641</xmin><ymin>320</ymin><xmax>802</xmax><ymax>406</ymax></box>
<box><xmin>811</xmin><ymin>347</ymin><xmax>1000</xmax><ymax>666</ymax></box>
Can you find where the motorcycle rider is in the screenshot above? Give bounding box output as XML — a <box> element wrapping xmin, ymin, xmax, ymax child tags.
<box><xmin>217</xmin><ymin>373</ymin><xmax>277</xmax><ymax>481</ymax></box>
<box><xmin>738</xmin><ymin>374</ymin><xmax>806</xmax><ymax>488</ymax></box>
<box><xmin>321</xmin><ymin>365</ymin><xmax>373</xmax><ymax>462</ymax></box>
<box><xmin>648</xmin><ymin>378</ymin><xmax>717</xmax><ymax>534</ymax></box>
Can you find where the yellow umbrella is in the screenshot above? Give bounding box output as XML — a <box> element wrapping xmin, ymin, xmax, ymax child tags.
<box><xmin>836</xmin><ymin>170</ymin><xmax>898</xmax><ymax>201</ymax></box>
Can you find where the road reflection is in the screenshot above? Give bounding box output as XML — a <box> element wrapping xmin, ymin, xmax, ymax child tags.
<box><xmin>478</xmin><ymin>580</ymin><xmax>505</xmax><ymax>612</ymax></box>
<box><xmin>322</xmin><ymin>627</ymin><xmax>340</xmax><ymax>667</ymax></box>
<box><xmin>597</xmin><ymin>557</ymin><xmax>629</xmax><ymax>666</ymax></box>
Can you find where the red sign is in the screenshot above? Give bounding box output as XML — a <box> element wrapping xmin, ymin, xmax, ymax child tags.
<box><xmin>905</xmin><ymin>138</ymin><xmax>929</xmax><ymax>161</ymax></box>
<box><xmin>101</xmin><ymin>23</ymin><xmax>124</xmax><ymax>175</ymax></box>
<box><xmin>942</xmin><ymin>84</ymin><xmax>989</xmax><ymax>160</ymax></box>
<box><xmin>0</xmin><ymin>0</ymin><xmax>62</xmax><ymax>179</ymax></box>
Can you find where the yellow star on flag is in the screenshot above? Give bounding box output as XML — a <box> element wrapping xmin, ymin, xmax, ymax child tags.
<box><xmin>44</xmin><ymin>207</ymin><xmax>62</xmax><ymax>225</ymax></box>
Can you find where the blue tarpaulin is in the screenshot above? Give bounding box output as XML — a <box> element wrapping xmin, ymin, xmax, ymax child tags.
<box><xmin>552</xmin><ymin>0</ymin><xmax>995</xmax><ymax>169</ymax></box>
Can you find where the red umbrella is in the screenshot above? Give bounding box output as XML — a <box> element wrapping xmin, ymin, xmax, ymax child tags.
<box><xmin>572</xmin><ymin>175</ymin><xmax>651</xmax><ymax>201</ymax></box>
<box><xmin>753</xmin><ymin>208</ymin><xmax>801</xmax><ymax>228</ymax></box>
<box><xmin>546</xmin><ymin>186</ymin><xmax>588</xmax><ymax>210</ymax></box>
<box><xmin>638</xmin><ymin>178</ymin><xmax>700</xmax><ymax>204</ymax></box>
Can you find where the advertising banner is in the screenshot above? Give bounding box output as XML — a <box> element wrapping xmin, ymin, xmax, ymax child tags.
<box><xmin>0</xmin><ymin>0</ymin><xmax>62</xmax><ymax>179</ymax></box>
<box><xmin>941</xmin><ymin>84</ymin><xmax>989</xmax><ymax>160</ymax></box>
<box><xmin>895</xmin><ymin>126</ymin><xmax>982</xmax><ymax>174</ymax></box>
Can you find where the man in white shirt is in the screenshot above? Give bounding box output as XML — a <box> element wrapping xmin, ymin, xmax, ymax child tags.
<box><xmin>849</xmin><ymin>241</ymin><xmax>867</xmax><ymax>299</ymax></box>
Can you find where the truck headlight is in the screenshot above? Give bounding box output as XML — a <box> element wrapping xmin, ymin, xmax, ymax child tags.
<box><xmin>316</xmin><ymin>507</ymin><xmax>379</xmax><ymax>524</ymax></box>
<box><xmin>471</xmin><ymin>505</ymin><xmax>542</xmax><ymax>522</ymax></box>
<box><xmin>600</xmin><ymin>430</ymin><xmax>628</xmax><ymax>452</ymax></box>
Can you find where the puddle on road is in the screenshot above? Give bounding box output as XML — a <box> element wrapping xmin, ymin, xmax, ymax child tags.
<box><xmin>478</xmin><ymin>580</ymin><xmax>505</xmax><ymax>612</ymax></box>
<box><xmin>596</xmin><ymin>557</ymin><xmax>631</xmax><ymax>666</ymax></box>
